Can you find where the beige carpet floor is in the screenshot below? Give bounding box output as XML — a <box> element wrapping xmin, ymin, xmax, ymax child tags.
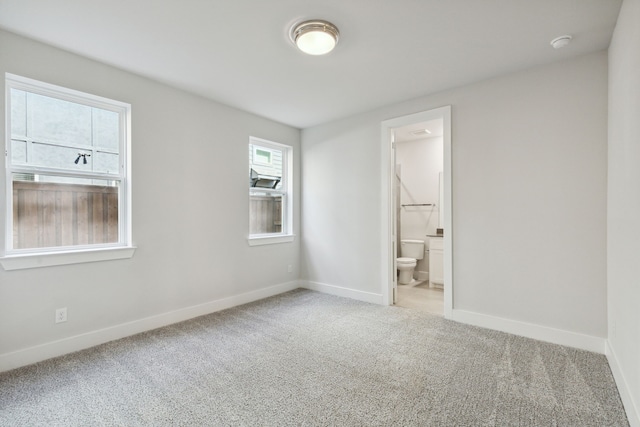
<box><xmin>0</xmin><ymin>289</ymin><xmax>629</xmax><ymax>426</ymax></box>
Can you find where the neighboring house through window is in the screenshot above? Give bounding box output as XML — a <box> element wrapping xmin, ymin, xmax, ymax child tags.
<box><xmin>1</xmin><ymin>74</ymin><xmax>133</xmax><ymax>269</ymax></box>
<box><xmin>248</xmin><ymin>137</ymin><xmax>293</xmax><ymax>245</ymax></box>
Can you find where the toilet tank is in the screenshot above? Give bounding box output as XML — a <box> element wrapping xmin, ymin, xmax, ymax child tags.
<box><xmin>400</xmin><ymin>239</ymin><xmax>425</xmax><ymax>260</ymax></box>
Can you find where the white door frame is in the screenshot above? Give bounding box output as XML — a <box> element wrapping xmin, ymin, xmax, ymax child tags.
<box><xmin>380</xmin><ymin>106</ymin><xmax>453</xmax><ymax>318</ymax></box>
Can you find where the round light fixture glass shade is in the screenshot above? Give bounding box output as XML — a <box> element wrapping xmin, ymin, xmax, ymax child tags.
<box><xmin>290</xmin><ymin>20</ymin><xmax>339</xmax><ymax>55</ymax></box>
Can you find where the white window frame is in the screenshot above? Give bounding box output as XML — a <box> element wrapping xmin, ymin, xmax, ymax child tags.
<box><xmin>0</xmin><ymin>73</ymin><xmax>135</xmax><ymax>270</ymax></box>
<box><xmin>248</xmin><ymin>137</ymin><xmax>294</xmax><ymax>246</ymax></box>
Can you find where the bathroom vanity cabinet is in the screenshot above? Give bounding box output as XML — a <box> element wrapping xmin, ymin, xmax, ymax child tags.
<box><xmin>428</xmin><ymin>236</ymin><xmax>444</xmax><ymax>287</ymax></box>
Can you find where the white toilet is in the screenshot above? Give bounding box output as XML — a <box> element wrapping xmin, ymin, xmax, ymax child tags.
<box><xmin>397</xmin><ymin>239</ymin><xmax>425</xmax><ymax>285</ymax></box>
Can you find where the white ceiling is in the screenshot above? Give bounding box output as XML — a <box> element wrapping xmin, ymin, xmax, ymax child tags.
<box><xmin>0</xmin><ymin>0</ymin><xmax>622</xmax><ymax>129</ymax></box>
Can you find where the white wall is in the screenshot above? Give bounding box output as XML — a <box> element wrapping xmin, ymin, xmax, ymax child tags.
<box><xmin>302</xmin><ymin>51</ymin><xmax>608</xmax><ymax>344</ymax></box>
<box><xmin>607</xmin><ymin>0</ymin><xmax>640</xmax><ymax>424</ymax></box>
<box><xmin>0</xmin><ymin>30</ymin><xmax>301</xmax><ymax>370</ymax></box>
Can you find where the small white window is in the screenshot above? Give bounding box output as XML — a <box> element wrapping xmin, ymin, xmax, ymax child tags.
<box><xmin>2</xmin><ymin>74</ymin><xmax>133</xmax><ymax>267</ymax></box>
<box><xmin>253</xmin><ymin>147</ymin><xmax>273</xmax><ymax>166</ymax></box>
<box><xmin>248</xmin><ymin>137</ymin><xmax>293</xmax><ymax>245</ymax></box>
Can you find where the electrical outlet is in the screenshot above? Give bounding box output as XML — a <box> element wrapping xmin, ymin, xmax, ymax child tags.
<box><xmin>288</xmin><ymin>265</ymin><xmax>293</xmax><ymax>273</ymax></box>
<box><xmin>55</xmin><ymin>307</ymin><xmax>67</xmax><ymax>324</ymax></box>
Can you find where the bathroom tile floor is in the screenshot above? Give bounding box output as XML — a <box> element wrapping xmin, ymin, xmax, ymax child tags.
<box><xmin>395</xmin><ymin>280</ymin><xmax>444</xmax><ymax>315</ymax></box>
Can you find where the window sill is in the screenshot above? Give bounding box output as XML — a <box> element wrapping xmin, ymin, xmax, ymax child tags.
<box><xmin>0</xmin><ymin>246</ymin><xmax>136</xmax><ymax>271</ymax></box>
<box><xmin>247</xmin><ymin>234</ymin><xmax>295</xmax><ymax>246</ymax></box>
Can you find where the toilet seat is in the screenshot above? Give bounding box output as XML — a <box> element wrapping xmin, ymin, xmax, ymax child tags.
<box><xmin>397</xmin><ymin>257</ymin><xmax>416</xmax><ymax>265</ymax></box>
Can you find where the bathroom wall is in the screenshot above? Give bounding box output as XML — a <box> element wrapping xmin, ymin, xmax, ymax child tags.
<box><xmin>396</xmin><ymin>136</ymin><xmax>443</xmax><ymax>277</ymax></box>
<box><xmin>0</xmin><ymin>30</ymin><xmax>301</xmax><ymax>370</ymax></box>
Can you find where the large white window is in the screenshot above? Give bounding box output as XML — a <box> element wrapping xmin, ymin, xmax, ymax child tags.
<box><xmin>248</xmin><ymin>137</ymin><xmax>293</xmax><ymax>245</ymax></box>
<box><xmin>2</xmin><ymin>74</ymin><xmax>133</xmax><ymax>269</ymax></box>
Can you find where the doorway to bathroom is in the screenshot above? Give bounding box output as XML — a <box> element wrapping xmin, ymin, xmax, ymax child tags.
<box><xmin>380</xmin><ymin>106</ymin><xmax>452</xmax><ymax>318</ymax></box>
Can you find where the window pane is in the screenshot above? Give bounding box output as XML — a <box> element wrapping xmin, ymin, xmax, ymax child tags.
<box><xmin>10</xmin><ymin>89</ymin><xmax>27</xmax><ymax>137</ymax></box>
<box><xmin>28</xmin><ymin>92</ymin><xmax>92</xmax><ymax>146</ymax></box>
<box><xmin>10</xmin><ymin>89</ymin><xmax>121</xmax><ymax>174</ymax></box>
<box><xmin>249</xmin><ymin>192</ymin><xmax>283</xmax><ymax>235</ymax></box>
<box><xmin>94</xmin><ymin>151</ymin><xmax>119</xmax><ymax>174</ymax></box>
<box><xmin>26</xmin><ymin>145</ymin><xmax>118</xmax><ymax>174</ymax></box>
<box><xmin>11</xmin><ymin>139</ymin><xmax>27</xmax><ymax>164</ymax></box>
<box><xmin>30</xmin><ymin>142</ymin><xmax>93</xmax><ymax>171</ymax></box>
<box><xmin>92</xmin><ymin>108</ymin><xmax>119</xmax><ymax>151</ymax></box>
<box><xmin>12</xmin><ymin>174</ymin><xmax>120</xmax><ymax>250</ymax></box>
<box><xmin>249</xmin><ymin>144</ymin><xmax>283</xmax><ymax>190</ymax></box>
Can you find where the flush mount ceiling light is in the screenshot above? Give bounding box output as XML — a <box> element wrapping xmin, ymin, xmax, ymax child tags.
<box><xmin>550</xmin><ymin>35</ymin><xmax>572</xmax><ymax>49</ymax></box>
<box><xmin>290</xmin><ymin>20</ymin><xmax>339</xmax><ymax>55</ymax></box>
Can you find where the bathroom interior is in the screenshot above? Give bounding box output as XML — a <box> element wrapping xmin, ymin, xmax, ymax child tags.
<box><xmin>394</xmin><ymin>118</ymin><xmax>444</xmax><ymax>315</ymax></box>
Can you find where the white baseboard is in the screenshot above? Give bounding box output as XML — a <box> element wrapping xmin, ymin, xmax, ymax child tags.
<box><xmin>451</xmin><ymin>309</ymin><xmax>605</xmax><ymax>354</ymax></box>
<box><xmin>300</xmin><ymin>280</ymin><xmax>384</xmax><ymax>305</ymax></box>
<box><xmin>0</xmin><ymin>281</ymin><xmax>300</xmax><ymax>373</ymax></box>
<box><xmin>606</xmin><ymin>341</ymin><xmax>640</xmax><ymax>427</ymax></box>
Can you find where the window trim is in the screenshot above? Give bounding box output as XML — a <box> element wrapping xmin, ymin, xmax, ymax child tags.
<box><xmin>0</xmin><ymin>246</ymin><xmax>136</xmax><ymax>270</ymax></box>
<box><xmin>248</xmin><ymin>137</ymin><xmax>294</xmax><ymax>245</ymax></box>
<box><xmin>247</xmin><ymin>234</ymin><xmax>295</xmax><ymax>247</ymax></box>
<box><xmin>1</xmin><ymin>73</ymin><xmax>134</xmax><ymax>269</ymax></box>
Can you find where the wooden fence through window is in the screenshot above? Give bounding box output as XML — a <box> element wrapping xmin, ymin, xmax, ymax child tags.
<box><xmin>12</xmin><ymin>181</ymin><xmax>118</xmax><ymax>249</ymax></box>
<box><xmin>250</xmin><ymin>195</ymin><xmax>282</xmax><ymax>234</ymax></box>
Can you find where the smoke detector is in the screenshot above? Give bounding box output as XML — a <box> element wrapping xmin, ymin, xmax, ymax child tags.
<box><xmin>550</xmin><ymin>35</ymin><xmax>572</xmax><ymax>49</ymax></box>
